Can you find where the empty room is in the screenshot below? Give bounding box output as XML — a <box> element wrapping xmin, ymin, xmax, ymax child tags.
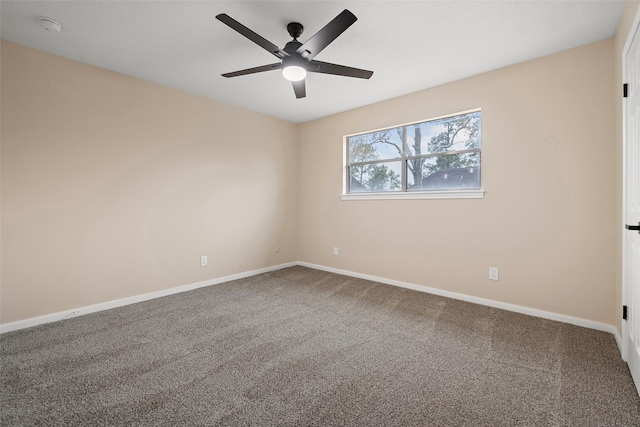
<box><xmin>2</xmin><ymin>0</ymin><xmax>640</xmax><ymax>425</ymax></box>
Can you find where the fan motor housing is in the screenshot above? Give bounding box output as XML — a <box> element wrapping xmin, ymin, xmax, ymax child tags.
<box><xmin>284</xmin><ymin>40</ymin><xmax>303</xmax><ymax>55</ymax></box>
<box><xmin>282</xmin><ymin>54</ymin><xmax>308</xmax><ymax>69</ymax></box>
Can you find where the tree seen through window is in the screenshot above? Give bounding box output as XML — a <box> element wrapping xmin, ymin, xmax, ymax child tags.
<box><xmin>347</xmin><ymin>110</ymin><xmax>481</xmax><ymax>193</ymax></box>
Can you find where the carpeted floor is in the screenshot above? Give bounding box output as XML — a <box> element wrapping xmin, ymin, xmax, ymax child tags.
<box><xmin>1</xmin><ymin>266</ymin><xmax>639</xmax><ymax>426</ymax></box>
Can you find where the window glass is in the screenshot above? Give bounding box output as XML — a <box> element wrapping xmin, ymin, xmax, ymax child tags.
<box><xmin>348</xmin><ymin>127</ymin><xmax>403</xmax><ymax>162</ymax></box>
<box><xmin>349</xmin><ymin>161</ymin><xmax>402</xmax><ymax>193</ymax></box>
<box><xmin>407</xmin><ymin>112</ymin><xmax>481</xmax><ymax>156</ymax></box>
<box><xmin>407</xmin><ymin>154</ymin><xmax>480</xmax><ymax>190</ymax></box>
<box><xmin>346</xmin><ymin>110</ymin><xmax>482</xmax><ymax>194</ymax></box>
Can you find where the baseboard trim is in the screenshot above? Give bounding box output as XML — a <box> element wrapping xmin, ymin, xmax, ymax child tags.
<box><xmin>298</xmin><ymin>262</ymin><xmax>618</xmax><ymax>336</ymax></box>
<box><xmin>1</xmin><ymin>260</ymin><xmax>619</xmax><ymax>342</ymax></box>
<box><xmin>614</xmin><ymin>328</ymin><xmax>624</xmax><ymax>357</ymax></box>
<box><xmin>0</xmin><ymin>262</ymin><xmax>297</xmax><ymax>334</ymax></box>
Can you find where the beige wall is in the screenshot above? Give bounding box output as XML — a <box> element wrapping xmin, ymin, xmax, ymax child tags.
<box><xmin>0</xmin><ymin>14</ymin><xmax>630</xmax><ymax>329</ymax></box>
<box><xmin>614</xmin><ymin>1</ymin><xmax>640</xmax><ymax>336</ymax></box>
<box><xmin>298</xmin><ymin>39</ymin><xmax>616</xmax><ymax>325</ymax></box>
<box><xmin>0</xmin><ymin>41</ymin><xmax>298</xmax><ymax>324</ymax></box>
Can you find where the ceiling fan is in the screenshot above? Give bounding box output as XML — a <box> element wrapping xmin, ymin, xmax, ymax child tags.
<box><xmin>215</xmin><ymin>9</ymin><xmax>373</xmax><ymax>99</ymax></box>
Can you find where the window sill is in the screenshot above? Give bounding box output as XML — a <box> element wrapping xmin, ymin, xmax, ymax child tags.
<box><xmin>340</xmin><ymin>189</ymin><xmax>485</xmax><ymax>200</ymax></box>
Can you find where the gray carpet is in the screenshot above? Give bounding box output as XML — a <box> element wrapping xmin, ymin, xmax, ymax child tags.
<box><xmin>1</xmin><ymin>266</ymin><xmax>639</xmax><ymax>426</ymax></box>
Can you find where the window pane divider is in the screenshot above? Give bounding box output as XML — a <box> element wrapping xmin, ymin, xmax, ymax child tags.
<box><xmin>349</xmin><ymin>158</ymin><xmax>403</xmax><ymax>167</ymax></box>
<box><xmin>406</xmin><ymin>148</ymin><xmax>480</xmax><ymax>161</ymax></box>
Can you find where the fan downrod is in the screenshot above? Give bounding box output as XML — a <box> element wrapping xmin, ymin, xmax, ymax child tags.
<box><xmin>287</xmin><ymin>22</ymin><xmax>304</xmax><ymax>40</ymax></box>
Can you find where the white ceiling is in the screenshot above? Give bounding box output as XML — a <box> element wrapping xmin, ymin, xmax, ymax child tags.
<box><xmin>1</xmin><ymin>1</ymin><xmax>625</xmax><ymax>123</ymax></box>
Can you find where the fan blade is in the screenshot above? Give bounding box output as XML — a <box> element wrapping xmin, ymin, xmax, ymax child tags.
<box><xmin>309</xmin><ymin>60</ymin><xmax>373</xmax><ymax>79</ymax></box>
<box><xmin>222</xmin><ymin>63</ymin><xmax>282</xmax><ymax>78</ymax></box>
<box><xmin>292</xmin><ymin>80</ymin><xmax>306</xmax><ymax>99</ymax></box>
<box><xmin>296</xmin><ymin>9</ymin><xmax>357</xmax><ymax>60</ymax></box>
<box><xmin>216</xmin><ymin>14</ymin><xmax>287</xmax><ymax>59</ymax></box>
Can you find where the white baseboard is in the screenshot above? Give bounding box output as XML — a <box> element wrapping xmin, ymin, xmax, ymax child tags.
<box><xmin>614</xmin><ymin>328</ymin><xmax>624</xmax><ymax>357</ymax></box>
<box><xmin>1</xmin><ymin>260</ymin><xmax>620</xmax><ymax>346</ymax></box>
<box><xmin>0</xmin><ymin>262</ymin><xmax>297</xmax><ymax>334</ymax></box>
<box><xmin>298</xmin><ymin>261</ymin><xmax>619</xmax><ymax>337</ymax></box>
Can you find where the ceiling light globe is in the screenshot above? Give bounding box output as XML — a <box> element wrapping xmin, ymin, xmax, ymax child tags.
<box><xmin>282</xmin><ymin>65</ymin><xmax>307</xmax><ymax>82</ymax></box>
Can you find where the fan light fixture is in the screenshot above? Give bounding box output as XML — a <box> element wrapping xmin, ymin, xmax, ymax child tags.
<box><xmin>282</xmin><ymin>65</ymin><xmax>307</xmax><ymax>82</ymax></box>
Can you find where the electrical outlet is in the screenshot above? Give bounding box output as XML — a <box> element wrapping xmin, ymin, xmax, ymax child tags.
<box><xmin>200</xmin><ymin>255</ymin><xmax>208</xmax><ymax>267</ymax></box>
<box><xmin>333</xmin><ymin>247</ymin><xmax>339</xmax><ymax>256</ymax></box>
<box><xmin>489</xmin><ymin>267</ymin><xmax>499</xmax><ymax>281</ymax></box>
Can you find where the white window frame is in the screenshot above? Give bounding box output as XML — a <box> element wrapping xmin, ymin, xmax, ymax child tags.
<box><xmin>341</xmin><ymin>108</ymin><xmax>485</xmax><ymax>200</ymax></box>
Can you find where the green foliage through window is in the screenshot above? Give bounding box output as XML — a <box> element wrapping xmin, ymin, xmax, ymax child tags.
<box><xmin>346</xmin><ymin>110</ymin><xmax>481</xmax><ymax>193</ymax></box>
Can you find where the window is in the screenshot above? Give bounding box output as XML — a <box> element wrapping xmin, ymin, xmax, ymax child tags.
<box><xmin>343</xmin><ymin>109</ymin><xmax>483</xmax><ymax>200</ymax></box>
